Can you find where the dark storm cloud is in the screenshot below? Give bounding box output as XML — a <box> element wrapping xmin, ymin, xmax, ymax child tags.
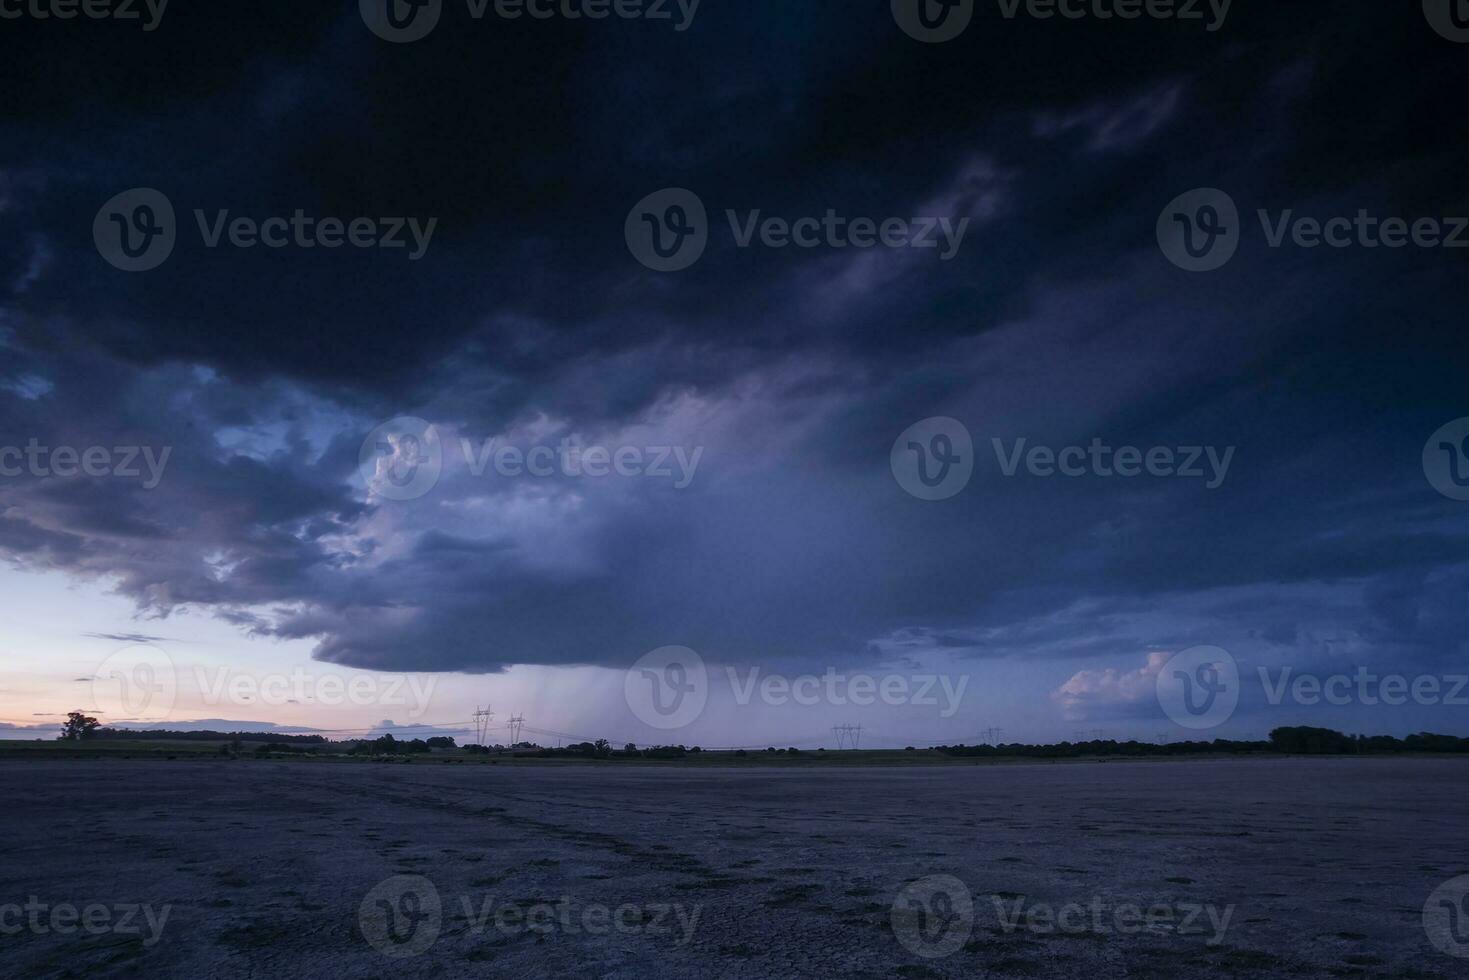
<box><xmin>83</xmin><ymin>631</ymin><xmax>179</xmax><ymax>644</ymax></box>
<box><xmin>1</xmin><ymin>2</ymin><xmax>1467</xmax><ymax>695</ymax></box>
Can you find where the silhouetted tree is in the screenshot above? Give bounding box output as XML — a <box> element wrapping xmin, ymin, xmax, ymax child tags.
<box><xmin>58</xmin><ymin>711</ymin><xmax>99</xmax><ymax>741</ymax></box>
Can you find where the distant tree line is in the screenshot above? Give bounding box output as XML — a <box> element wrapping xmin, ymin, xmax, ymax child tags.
<box><xmin>347</xmin><ymin>733</ymin><xmax>439</xmax><ymax>755</ymax></box>
<box><xmin>934</xmin><ymin>727</ymin><xmax>1469</xmax><ymax>758</ymax></box>
<box><xmin>53</xmin><ymin>714</ymin><xmax>1469</xmax><ymax>759</ymax></box>
<box><xmin>526</xmin><ymin>740</ymin><xmax>704</xmax><ymax>759</ymax></box>
<box><xmin>92</xmin><ymin>728</ymin><xmax>328</xmax><ymax>743</ymax></box>
<box><xmin>1266</xmin><ymin>727</ymin><xmax>1469</xmax><ymax>754</ymax></box>
<box><xmin>56</xmin><ymin>714</ymin><xmax>327</xmax><ymax>744</ymax></box>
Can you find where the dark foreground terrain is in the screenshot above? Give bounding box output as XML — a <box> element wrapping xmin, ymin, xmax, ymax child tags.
<box><xmin>1</xmin><ymin>758</ymin><xmax>1465</xmax><ymax>978</ymax></box>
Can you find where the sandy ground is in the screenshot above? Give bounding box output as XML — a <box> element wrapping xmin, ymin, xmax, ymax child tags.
<box><xmin>0</xmin><ymin>757</ymin><xmax>1465</xmax><ymax>978</ymax></box>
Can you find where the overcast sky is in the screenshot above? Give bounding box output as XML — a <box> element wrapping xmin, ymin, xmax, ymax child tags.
<box><xmin>2</xmin><ymin>2</ymin><xmax>1467</xmax><ymax>746</ymax></box>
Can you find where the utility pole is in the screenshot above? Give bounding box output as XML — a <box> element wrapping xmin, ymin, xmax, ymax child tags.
<box><xmin>473</xmin><ymin>705</ymin><xmax>493</xmax><ymax>746</ymax></box>
<box><xmin>507</xmin><ymin>715</ymin><xmax>524</xmax><ymax>745</ymax></box>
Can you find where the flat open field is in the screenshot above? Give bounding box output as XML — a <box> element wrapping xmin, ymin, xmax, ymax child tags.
<box><xmin>1</xmin><ymin>758</ymin><xmax>1465</xmax><ymax>978</ymax></box>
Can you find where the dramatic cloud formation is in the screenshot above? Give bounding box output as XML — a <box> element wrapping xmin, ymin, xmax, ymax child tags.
<box><xmin>1</xmin><ymin>4</ymin><xmax>1466</xmax><ymax>738</ymax></box>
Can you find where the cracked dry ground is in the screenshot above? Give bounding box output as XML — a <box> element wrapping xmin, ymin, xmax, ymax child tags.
<box><xmin>1</xmin><ymin>757</ymin><xmax>1465</xmax><ymax>978</ymax></box>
